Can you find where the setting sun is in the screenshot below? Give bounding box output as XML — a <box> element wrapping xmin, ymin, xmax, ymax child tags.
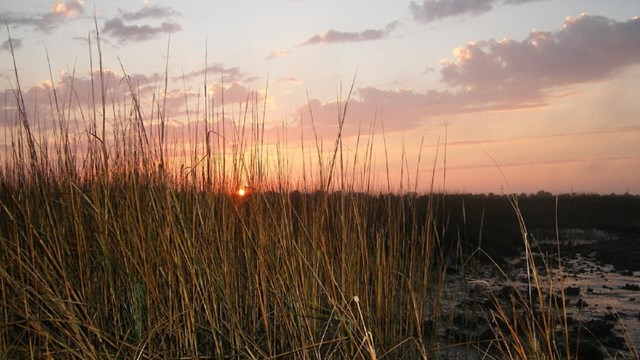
<box><xmin>237</xmin><ymin>188</ymin><xmax>247</xmax><ymax>197</ymax></box>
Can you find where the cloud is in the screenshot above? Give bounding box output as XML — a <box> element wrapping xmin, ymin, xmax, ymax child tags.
<box><xmin>4</xmin><ymin>0</ymin><xmax>84</xmax><ymax>32</ymax></box>
<box><xmin>100</xmin><ymin>4</ymin><xmax>181</xmax><ymax>44</ymax></box>
<box><xmin>266</xmin><ymin>49</ymin><xmax>290</xmax><ymax>60</ymax></box>
<box><xmin>410</xmin><ymin>0</ymin><xmax>494</xmax><ymax>23</ymax></box>
<box><xmin>243</xmin><ymin>76</ymin><xmax>261</xmax><ymax>83</ymax></box>
<box><xmin>287</xmin><ymin>79</ymin><xmax>554</xmax><ymax>138</ymax></box>
<box><xmin>51</xmin><ymin>0</ymin><xmax>84</xmax><ymax>17</ymax></box>
<box><xmin>178</xmin><ymin>65</ymin><xmax>243</xmax><ymax>83</ymax></box>
<box><xmin>299</xmin><ymin>21</ymin><xmax>400</xmax><ymax>46</ymax></box>
<box><xmin>208</xmin><ymin>83</ymin><xmax>264</xmax><ymax>106</ymax></box>
<box><xmin>102</xmin><ymin>18</ymin><xmax>181</xmax><ymax>44</ymax></box>
<box><xmin>440</xmin><ymin>15</ymin><xmax>640</xmax><ymax>103</ymax></box>
<box><xmin>0</xmin><ymin>68</ymin><xmax>167</xmax><ymax>130</ymax></box>
<box><xmin>410</xmin><ymin>0</ymin><xmax>546</xmax><ymax>23</ymax></box>
<box><xmin>422</xmin><ymin>66</ymin><xmax>435</xmax><ymax>74</ymax></box>
<box><xmin>0</xmin><ymin>38</ymin><xmax>22</xmax><ymax>52</ymax></box>
<box><xmin>273</xmin><ymin>21</ymin><xmax>400</xmax><ymax>59</ymax></box>
<box><xmin>118</xmin><ymin>5</ymin><xmax>180</xmax><ymax>20</ymax></box>
<box><xmin>0</xmin><ymin>63</ymin><xmax>261</xmax><ymax>138</ymax></box>
<box><xmin>288</xmin><ymin>87</ymin><xmax>478</xmax><ymax>139</ymax></box>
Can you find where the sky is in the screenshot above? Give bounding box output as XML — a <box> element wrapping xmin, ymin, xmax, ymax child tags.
<box><xmin>1</xmin><ymin>0</ymin><xmax>639</xmax><ymax>194</ymax></box>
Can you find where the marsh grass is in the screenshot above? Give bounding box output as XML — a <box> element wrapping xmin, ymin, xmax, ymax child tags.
<box><xmin>1</xmin><ymin>30</ymin><xmax>637</xmax><ymax>359</ymax></box>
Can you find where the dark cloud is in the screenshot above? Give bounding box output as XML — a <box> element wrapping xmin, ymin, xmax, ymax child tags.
<box><xmin>299</xmin><ymin>21</ymin><xmax>400</xmax><ymax>46</ymax></box>
<box><xmin>4</xmin><ymin>0</ymin><xmax>84</xmax><ymax>32</ymax></box>
<box><xmin>100</xmin><ymin>4</ymin><xmax>181</xmax><ymax>44</ymax></box>
<box><xmin>410</xmin><ymin>0</ymin><xmax>545</xmax><ymax>23</ymax></box>
<box><xmin>0</xmin><ymin>38</ymin><xmax>22</xmax><ymax>52</ymax></box>
<box><xmin>503</xmin><ymin>0</ymin><xmax>545</xmax><ymax>4</ymax></box>
<box><xmin>102</xmin><ymin>18</ymin><xmax>181</xmax><ymax>44</ymax></box>
<box><xmin>410</xmin><ymin>0</ymin><xmax>494</xmax><ymax>23</ymax></box>
<box><xmin>118</xmin><ymin>5</ymin><xmax>180</xmax><ymax>21</ymax></box>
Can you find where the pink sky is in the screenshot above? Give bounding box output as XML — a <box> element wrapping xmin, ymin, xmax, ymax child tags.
<box><xmin>1</xmin><ymin>1</ymin><xmax>639</xmax><ymax>194</ymax></box>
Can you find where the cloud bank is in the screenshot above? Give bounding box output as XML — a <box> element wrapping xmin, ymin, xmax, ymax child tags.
<box><xmin>291</xmin><ymin>15</ymin><xmax>640</xmax><ymax>135</ymax></box>
<box><xmin>0</xmin><ymin>66</ymin><xmax>261</xmax><ymax>132</ymax></box>
<box><xmin>0</xmin><ymin>68</ymin><xmax>166</xmax><ymax>130</ymax></box>
<box><xmin>4</xmin><ymin>13</ymin><xmax>639</xmax><ymax>152</ymax></box>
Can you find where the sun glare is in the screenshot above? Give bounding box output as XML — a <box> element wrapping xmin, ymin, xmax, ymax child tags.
<box><xmin>237</xmin><ymin>188</ymin><xmax>247</xmax><ymax>197</ymax></box>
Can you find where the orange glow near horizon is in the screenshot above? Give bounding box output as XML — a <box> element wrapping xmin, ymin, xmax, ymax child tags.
<box><xmin>237</xmin><ymin>187</ymin><xmax>247</xmax><ymax>197</ymax></box>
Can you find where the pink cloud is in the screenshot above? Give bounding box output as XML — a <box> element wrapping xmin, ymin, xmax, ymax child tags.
<box><xmin>284</xmin><ymin>90</ymin><xmax>427</xmax><ymax>141</ymax></box>
<box><xmin>285</xmin><ymin>85</ymin><xmax>545</xmax><ymax>140</ymax></box>
<box><xmin>208</xmin><ymin>83</ymin><xmax>264</xmax><ymax>107</ymax></box>
<box><xmin>0</xmin><ymin>64</ymin><xmax>264</xmax><ymax>138</ymax></box>
<box><xmin>0</xmin><ymin>68</ymin><xmax>171</xmax><ymax>130</ymax></box>
<box><xmin>51</xmin><ymin>0</ymin><xmax>84</xmax><ymax>17</ymax></box>
<box><xmin>440</xmin><ymin>15</ymin><xmax>640</xmax><ymax>102</ymax></box>
<box><xmin>158</xmin><ymin>117</ymin><xmax>250</xmax><ymax>145</ymax></box>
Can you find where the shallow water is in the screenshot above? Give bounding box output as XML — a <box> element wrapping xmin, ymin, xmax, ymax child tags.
<box><xmin>437</xmin><ymin>229</ymin><xmax>640</xmax><ymax>359</ymax></box>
